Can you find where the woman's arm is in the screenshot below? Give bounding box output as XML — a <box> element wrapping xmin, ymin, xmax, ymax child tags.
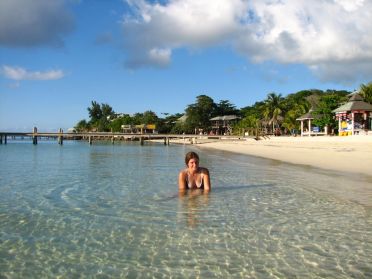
<box><xmin>178</xmin><ymin>171</ymin><xmax>187</xmax><ymax>191</ymax></box>
<box><xmin>203</xmin><ymin>168</ymin><xmax>211</xmax><ymax>191</ymax></box>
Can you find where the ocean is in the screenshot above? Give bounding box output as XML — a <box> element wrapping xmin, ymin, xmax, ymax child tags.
<box><xmin>0</xmin><ymin>140</ymin><xmax>371</xmax><ymax>278</ymax></box>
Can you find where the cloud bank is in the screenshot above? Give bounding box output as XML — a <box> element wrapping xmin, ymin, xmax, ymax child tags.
<box><xmin>1</xmin><ymin>65</ymin><xmax>65</xmax><ymax>81</ymax></box>
<box><xmin>0</xmin><ymin>0</ymin><xmax>74</xmax><ymax>48</ymax></box>
<box><xmin>121</xmin><ymin>0</ymin><xmax>372</xmax><ymax>82</ymax></box>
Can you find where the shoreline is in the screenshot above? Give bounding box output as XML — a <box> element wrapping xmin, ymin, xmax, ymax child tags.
<box><xmin>193</xmin><ymin>135</ymin><xmax>372</xmax><ymax>177</ymax></box>
<box><xmin>190</xmin><ymin>135</ymin><xmax>372</xmax><ymax>207</ymax></box>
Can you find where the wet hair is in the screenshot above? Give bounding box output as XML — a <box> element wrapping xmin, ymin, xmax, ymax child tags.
<box><xmin>185</xmin><ymin>151</ymin><xmax>199</xmax><ymax>165</ymax></box>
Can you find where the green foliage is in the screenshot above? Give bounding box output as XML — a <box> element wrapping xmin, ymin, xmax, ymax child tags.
<box><xmin>240</xmin><ymin>101</ymin><xmax>265</xmax><ymax>119</ymax></box>
<box><xmin>158</xmin><ymin>113</ymin><xmax>183</xmax><ymax>134</ymax></box>
<box><xmin>262</xmin><ymin>92</ymin><xmax>285</xmax><ymax>133</ymax></box>
<box><xmin>360</xmin><ymin>82</ymin><xmax>372</xmax><ymax>104</ymax></box>
<box><xmin>101</xmin><ymin>103</ymin><xmax>114</xmax><ymax>118</ymax></box>
<box><xmin>215</xmin><ymin>100</ymin><xmax>239</xmax><ymax>116</ymax></box>
<box><xmin>75</xmin><ymin>119</ymin><xmax>90</xmax><ymax>132</ymax></box>
<box><xmin>142</xmin><ymin>110</ymin><xmax>159</xmax><ymax>124</ymax></box>
<box><xmin>74</xmin><ymin>84</ymin><xmax>364</xmax><ymax>135</ymax></box>
<box><xmin>236</xmin><ymin>89</ymin><xmax>351</xmax><ymax>135</ymax></box>
<box><xmin>281</xmin><ymin>107</ymin><xmax>306</xmax><ymax>131</ymax></box>
<box><xmin>97</xmin><ymin>117</ymin><xmax>110</xmax><ymax>132</ymax></box>
<box><xmin>170</xmin><ymin>122</ymin><xmax>188</xmax><ymax>134</ymax></box>
<box><xmin>109</xmin><ymin>118</ymin><xmax>125</xmax><ymax>133</ymax></box>
<box><xmin>239</xmin><ymin>115</ymin><xmax>259</xmax><ymax>130</ymax></box>
<box><xmin>281</xmin><ymin>94</ymin><xmax>311</xmax><ymax>131</ymax></box>
<box><xmin>263</xmin><ymin>92</ymin><xmax>284</xmax><ymax>120</ymax></box>
<box><xmin>185</xmin><ymin>95</ymin><xmax>217</xmax><ymax>131</ymax></box>
<box><xmin>86</xmin><ymin>101</ymin><xmax>115</xmax><ymax>131</ymax></box>
<box><xmin>87</xmin><ymin>101</ymin><xmax>103</xmax><ymax>123</ymax></box>
<box><xmin>312</xmin><ymin>93</ymin><xmax>348</xmax><ymax>129</ymax></box>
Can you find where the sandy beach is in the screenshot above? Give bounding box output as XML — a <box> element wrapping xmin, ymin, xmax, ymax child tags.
<box><xmin>190</xmin><ymin>135</ymin><xmax>372</xmax><ymax>177</ymax></box>
<box><xmin>191</xmin><ymin>135</ymin><xmax>372</xmax><ymax>206</ymax></box>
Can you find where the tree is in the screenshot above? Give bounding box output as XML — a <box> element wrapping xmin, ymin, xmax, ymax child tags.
<box><xmin>97</xmin><ymin>117</ymin><xmax>110</xmax><ymax>132</ymax></box>
<box><xmin>109</xmin><ymin>114</ymin><xmax>133</xmax><ymax>132</ymax></box>
<box><xmin>280</xmin><ymin>93</ymin><xmax>311</xmax><ymax>133</ymax></box>
<box><xmin>238</xmin><ymin>115</ymin><xmax>260</xmax><ymax>137</ymax></box>
<box><xmin>87</xmin><ymin>101</ymin><xmax>115</xmax><ymax>131</ymax></box>
<box><xmin>313</xmin><ymin>93</ymin><xmax>347</xmax><ymax>131</ymax></box>
<box><xmin>215</xmin><ymin>100</ymin><xmax>239</xmax><ymax>116</ymax></box>
<box><xmin>360</xmin><ymin>82</ymin><xmax>372</xmax><ymax>104</ymax></box>
<box><xmin>281</xmin><ymin>106</ymin><xmax>307</xmax><ymax>133</ymax></box>
<box><xmin>87</xmin><ymin>101</ymin><xmax>102</xmax><ymax>123</ymax></box>
<box><xmin>75</xmin><ymin>119</ymin><xmax>90</xmax><ymax>132</ymax></box>
<box><xmin>101</xmin><ymin>103</ymin><xmax>114</xmax><ymax>119</ymax></box>
<box><xmin>263</xmin><ymin>92</ymin><xmax>284</xmax><ymax>133</ymax></box>
<box><xmin>132</xmin><ymin>113</ymin><xmax>143</xmax><ymax>125</ymax></box>
<box><xmin>185</xmin><ymin>95</ymin><xmax>217</xmax><ymax>132</ymax></box>
<box><xmin>158</xmin><ymin>113</ymin><xmax>183</xmax><ymax>134</ymax></box>
<box><xmin>142</xmin><ymin>110</ymin><xmax>159</xmax><ymax>124</ymax></box>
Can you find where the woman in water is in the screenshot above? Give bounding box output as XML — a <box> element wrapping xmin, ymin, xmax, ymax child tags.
<box><xmin>178</xmin><ymin>151</ymin><xmax>211</xmax><ymax>192</ymax></box>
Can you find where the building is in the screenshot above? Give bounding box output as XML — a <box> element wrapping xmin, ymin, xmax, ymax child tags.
<box><xmin>332</xmin><ymin>92</ymin><xmax>372</xmax><ymax>136</ymax></box>
<box><xmin>296</xmin><ymin>107</ymin><xmax>326</xmax><ymax>136</ymax></box>
<box><xmin>210</xmin><ymin>115</ymin><xmax>240</xmax><ymax>135</ymax></box>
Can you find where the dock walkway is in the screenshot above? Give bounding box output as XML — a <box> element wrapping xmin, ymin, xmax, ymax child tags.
<box><xmin>0</xmin><ymin>130</ymin><xmax>244</xmax><ymax>145</ymax></box>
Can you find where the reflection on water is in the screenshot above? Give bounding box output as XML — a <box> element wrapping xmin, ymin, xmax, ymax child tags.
<box><xmin>178</xmin><ymin>189</ymin><xmax>210</xmax><ymax>228</ymax></box>
<box><xmin>0</xmin><ymin>141</ymin><xmax>371</xmax><ymax>278</ymax></box>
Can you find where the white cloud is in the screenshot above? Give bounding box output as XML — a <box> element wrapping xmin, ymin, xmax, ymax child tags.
<box><xmin>121</xmin><ymin>0</ymin><xmax>372</xmax><ymax>82</ymax></box>
<box><xmin>148</xmin><ymin>48</ymin><xmax>172</xmax><ymax>67</ymax></box>
<box><xmin>334</xmin><ymin>0</ymin><xmax>365</xmax><ymax>12</ymax></box>
<box><xmin>0</xmin><ymin>0</ymin><xmax>74</xmax><ymax>47</ymax></box>
<box><xmin>121</xmin><ymin>0</ymin><xmax>247</xmax><ymax>68</ymax></box>
<box><xmin>1</xmin><ymin>65</ymin><xmax>65</xmax><ymax>81</ymax></box>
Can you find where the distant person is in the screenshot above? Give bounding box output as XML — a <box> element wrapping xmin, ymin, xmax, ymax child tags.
<box><xmin>178</xmin><ymin>152</ymin><xmax>211</xmax><ymax>192</ymax></box>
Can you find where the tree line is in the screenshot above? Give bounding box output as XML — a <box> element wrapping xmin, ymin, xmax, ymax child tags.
<box><xmin>75</xmin><ymin>82</ymin><xmax>372</xmax><ymax>135</ymax></box>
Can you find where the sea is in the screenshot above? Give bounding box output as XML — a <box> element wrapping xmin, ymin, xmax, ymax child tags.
<box><xmin>0</xmin><ymin>140</ymin><xmax>371</xmax><ymax>278</ymax></box>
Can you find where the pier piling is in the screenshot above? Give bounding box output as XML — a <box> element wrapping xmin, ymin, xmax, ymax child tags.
<box><xmin>32</xmin><ymin>127</ymin><xmax>38</xmax><ymax>145</ymax></box>
<box><xmin>58</xmin><ymin>128</ymin><xmax>63</xmax><ymax>145</ymax></box>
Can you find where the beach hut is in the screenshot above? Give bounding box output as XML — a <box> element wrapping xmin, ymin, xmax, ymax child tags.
<box><xmin>296</xmin><ymin>107</ymin><xmax>326</xmax><ymax>136</ymax></box>
<box><xmin>210</xmin><ymin>115</ymin><xmax>240</xmax><ymax>135</ymax></box>
<box><xmin>332</xmin><ymin>92</ymin><xmax>372</xmax><ymax>136</ymax></box>
<box><xmin>176</xmin><ymin>114</ymin><xmax>188</xmax><ymax>123</ymax></box>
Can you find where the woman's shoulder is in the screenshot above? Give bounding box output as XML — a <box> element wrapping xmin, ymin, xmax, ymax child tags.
<box><xmin>199</xmin><ymin>167</ymin><xmax>210</xmax><ymax>174</ymax></box>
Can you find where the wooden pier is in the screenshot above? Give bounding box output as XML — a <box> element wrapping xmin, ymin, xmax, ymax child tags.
<box><xmin>0</xmin><ymin>129</ymin><xmax>241</xmax><ymax>146</ymax></box>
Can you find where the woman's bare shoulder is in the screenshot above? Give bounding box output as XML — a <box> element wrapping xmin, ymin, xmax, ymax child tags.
<box><xmin>199</xmin><ymin>167</ymin><xmax>210</xmax><ymax>174</ymax></box>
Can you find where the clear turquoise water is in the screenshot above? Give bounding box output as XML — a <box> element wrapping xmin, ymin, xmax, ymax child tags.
<box><xmin>0</xmin><ymin>140</ymin><xmax>371</xmax><ymax>278</ymax></box>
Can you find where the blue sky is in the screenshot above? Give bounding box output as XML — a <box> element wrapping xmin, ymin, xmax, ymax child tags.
<box><xmin>1</xmin><ymin>0</ymin><xmax>371</xmax><ymax>131</ymax></box>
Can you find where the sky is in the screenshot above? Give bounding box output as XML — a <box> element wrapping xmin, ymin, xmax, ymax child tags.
<box><xmin>1</xmin><ymin>0</ymin><xmax>372</xmax><ymax>132</ymax></box>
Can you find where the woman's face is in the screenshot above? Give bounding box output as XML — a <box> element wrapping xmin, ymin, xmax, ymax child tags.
<box><xmin>187</xmin><ymin>158</ymin><xmax>199</xmax><ymax>171</ymax></box>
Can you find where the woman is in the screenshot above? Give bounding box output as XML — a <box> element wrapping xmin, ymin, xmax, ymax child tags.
<box><xmin>178</xmin><ymin>151</ymin><xmax>211</xmax><ymax>192</ymax></box>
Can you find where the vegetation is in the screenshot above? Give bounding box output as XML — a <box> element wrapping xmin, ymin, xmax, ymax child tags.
<box><xmin>360</xmin><ymin>82</ymin><xmax>372</xmax><ymax>104</ymax></box>
<box><xmin>75</xmin><ymin>82</ymin><xmax>372</xmax><ymax>135</ymax></box>
<box><xmin>312</xmin><ymin>92</ymin><xmax>348</xmax><ymax>132</ymax></box>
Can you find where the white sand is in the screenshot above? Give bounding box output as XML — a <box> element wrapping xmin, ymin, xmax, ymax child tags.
<box><xmin>196</xmin><ymin>135</ymin><xmax>372</xmax><ymax>177</ymax></box>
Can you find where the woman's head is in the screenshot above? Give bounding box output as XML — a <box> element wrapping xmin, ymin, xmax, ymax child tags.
<box><xmin>185</xmin><ymin>151</ymin><xmax>199</xmax><ymax>166</ymax></box>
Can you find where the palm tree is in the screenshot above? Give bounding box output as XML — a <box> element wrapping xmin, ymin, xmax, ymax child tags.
<box><xmin>360</xmin><ymin>82</ymin><xmax>372</xmax><ymax>104</ymax></box>
<box><xmin>263</xmin><ymin>92</ymin><xmax>284</xmax><ymax>134</ymax></box>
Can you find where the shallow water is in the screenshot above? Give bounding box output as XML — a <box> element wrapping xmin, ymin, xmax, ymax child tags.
<box><xmin>0</xmin><ymin>141</ymin><xmax>371</xmax><ymax>278</ymax></box>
